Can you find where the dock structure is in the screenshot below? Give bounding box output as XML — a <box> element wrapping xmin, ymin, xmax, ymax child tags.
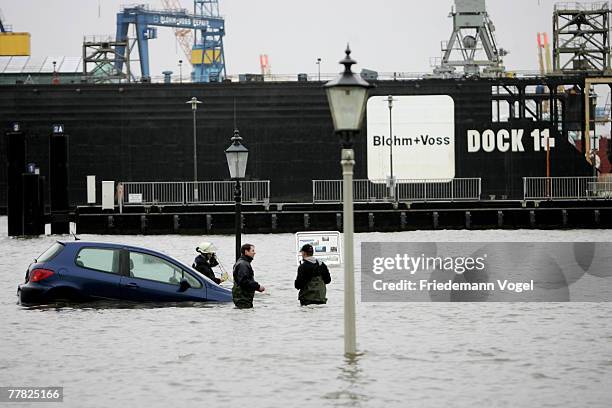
<box><xmin>74</xmin><ymin>200</ymin><xmax>612</xmax><ymax>235</ymax></box>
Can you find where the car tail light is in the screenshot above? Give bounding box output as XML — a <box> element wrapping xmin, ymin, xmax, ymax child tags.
<box><xmin>29</xmin><ymin>268</ymin><xmax>55</xmax><ymax>282</ymax></box>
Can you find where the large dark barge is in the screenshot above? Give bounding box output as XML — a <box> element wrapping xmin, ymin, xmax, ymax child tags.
<box><xmin>0</xmin><ymin>75</ymin><xmax>603</xmax><ymax>203</ymax></box>
<box><xmin>2</xmin><ymin>74</ymin><xmax>612</xmax><ymax>234</ymax></box>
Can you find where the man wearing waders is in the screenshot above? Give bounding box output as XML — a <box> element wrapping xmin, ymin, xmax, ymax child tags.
<box><xmin>232</xmin><ymin>244</ymin><xmax>265</xmax><ymax>309</ymax></box>
<box><xmin>294</xmin><ymin>244</ymin><xmax>331</xmax><ymax>306</ymax></box>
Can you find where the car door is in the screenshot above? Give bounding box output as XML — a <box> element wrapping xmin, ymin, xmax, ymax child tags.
<box><xmin>70</xmin><ymin>246</ymin><xmax>122</xmax><ymax>300</ymax></box>
<box><xmin>120</xmin><ymin>250</ymin><xmax>207</xmax><ymax>302</ymax></box>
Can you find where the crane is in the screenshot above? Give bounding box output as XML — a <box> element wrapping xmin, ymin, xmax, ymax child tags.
<box><xmin>114</xmin><ymin>2</ymin><xmax>225</xmax><ymax>82</ymax></box>
<box><xmin>192</xmin><ymin>0</ymin><xmax>225</xmax><ymax>82</ymax></box>
<box><xmin>435</xmin><ymin>0</ymin><xmax>507</xmax><ymax>77</ymax></box>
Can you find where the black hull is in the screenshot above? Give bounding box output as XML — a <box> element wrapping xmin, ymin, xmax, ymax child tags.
<box><xmin>0</xmin><ymin>77</ymin><xmax>594</xmax><ymax>207</ymax></box>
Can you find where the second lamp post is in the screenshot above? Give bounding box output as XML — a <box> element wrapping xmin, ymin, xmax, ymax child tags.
<box><xmin>387</xmin><ymin>95</ymin><xmax>395</xmax><ymax>199</ymax></box>
<box><xmin>186</xmin><ymin>97</ymin><xmax>202</xmax><ymax>200</ymax></box>
<box><xmin>324</xmin><ymin>46</ymin><xmax>373</xmax><ymax>355</ymax></box>
<box><xmin>225</xmin><ymin>129</ymin><xmax>249</xmax><ymax>260</ymax></box>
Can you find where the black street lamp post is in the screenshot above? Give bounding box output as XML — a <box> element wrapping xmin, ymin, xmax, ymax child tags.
<box><xmin>324</xmin><ymin>46</ymin><xmax>373</xmax><ymax>355</ymax></box>
<box><xmin>225</xmin><ymin>129</ymin><xmax>249</xmax><ymax>260</ymax></box>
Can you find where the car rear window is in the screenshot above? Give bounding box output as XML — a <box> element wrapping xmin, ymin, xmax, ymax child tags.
<box><xmin>37</xmin><ymin>242</ymin><xmax>65</xmax><ymax>262</ymax></box>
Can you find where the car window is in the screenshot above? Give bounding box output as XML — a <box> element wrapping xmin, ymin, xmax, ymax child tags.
<box><xmin>37</xmin><ymin>242</ymin><xmax>65</xmax><ymax>262</ymax></box>
<box><xmin>129</xmin><ymin>252</ymin><xmax>202</xmax><ymax>288</ymax></box>
<box><xmin>75</xmin><ymin>247</ymin><xmax>120</xmax><ymax>274</ymax></box>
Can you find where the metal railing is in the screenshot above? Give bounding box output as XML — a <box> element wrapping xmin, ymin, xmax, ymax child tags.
<box><xmin>120</xmin><ymin>180</ymin><xmax>270</xmax><ymax>205</ymax></box>
<box><xmin>313</xmin><ymin>178</ymin><xmax>482</xmax><ymax>203</ymax></box>
<box><xmin>554</xmin><ymin>2</ymin><xmax>609</xmax><ymax>11</ymax></box>
<box><xmin>396</xmin><ymin>178</ymin><xmax>482</xmax><ymax>201</ymax></box>
<box><xmin>122</xmin><ymin>182</ymin><xmax>184</xmax><ymax>205</ymax></box>
<box><xmin>523</xmin><ymin>176</ymin><xmax>612</xmax><ymax>200</ymax></box>
<box><xmin>588</xmin><ymin>181</ymin><xmax>612</xmax><ymax>198</ymax></box>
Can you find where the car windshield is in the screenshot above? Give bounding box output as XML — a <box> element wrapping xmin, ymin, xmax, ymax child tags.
<box><xmin>36</xmin><ymin>242</ymin><xmax>65</xmax><ymax>262</ymax></box>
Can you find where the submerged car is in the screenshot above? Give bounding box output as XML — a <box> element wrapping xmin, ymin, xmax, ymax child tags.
<box><xmin>18</xmin><ymin>241</ymin><xmax>232</xmax><ymax>304</ymax></box>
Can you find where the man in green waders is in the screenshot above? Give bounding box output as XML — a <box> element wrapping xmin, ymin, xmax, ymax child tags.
<box><xmin>232</xmin><ymin>244</ymin><xmax>265</xmax><ymax>309</ymax></box>
<box><xmin>294</xmin><ymin>244</ymin><xmax>331</xmax><ymax>306</ymax></box>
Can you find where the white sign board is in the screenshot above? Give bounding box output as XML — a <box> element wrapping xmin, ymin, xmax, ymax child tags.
<box><xmin>295</xmin><ymin>231</ymin><xmax>342</xmax><ymax>266</ymax></box>
<box><xmin>128</xmin><ymin>193</ymin><xmax>143</xmax><ymax>204</ymax></box>
<box><xmin>366</xmin><ymin>95</ymin><xmax>455</xmax><ymax>181</ymax></box>
<box><xmin>101</xmin><ymin>181</ymin><xmax>115</xmax><ymax>210</ymax></box>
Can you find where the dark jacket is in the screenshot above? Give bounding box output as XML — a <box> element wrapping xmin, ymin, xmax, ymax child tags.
<box><xmin>193</xmin><ymin>255</ymin><xmax>221</xmax><ymax>285</ymax></box>
<box><xmin>232</xmin><ymin>255</ymin><xmax>260</xmax><ymax>309</ymax></box>
<box><xmin>295</xmin><ymin>258</ymin><xmax>331</xmax><ymax>305</ymax></box>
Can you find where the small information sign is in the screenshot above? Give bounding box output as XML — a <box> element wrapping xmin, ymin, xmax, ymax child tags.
<box><xmin>295</xmin><ymin>231</ymin><xmax>342</xmax><ymax>266</ymax></box>
<box><xmin>128</xmin><ymin>193</ymin><xmax>143</xmax><ymax>204</ymax></box>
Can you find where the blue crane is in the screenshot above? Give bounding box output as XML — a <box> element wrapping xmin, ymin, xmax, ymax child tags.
<box><xmin>192</xmin><ymin>0</ymin><xmax>225</xmax><ymax>83</ymax></box>
<box><xmin>114</xmin><ymin>3</ymin><xmax>226</xmax><ymax>82</ymax></box>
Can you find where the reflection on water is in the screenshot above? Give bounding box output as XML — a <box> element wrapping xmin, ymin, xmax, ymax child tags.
<box><xmin>1</xmin><ymin>218</ymin><xmax>612</xmax><ymax>407</ymax></box>
<box><xmin>18</xmin><ymin>299</ymin><xmax>223</xmax><ymax>311</ymax></box>
<box><xmin>324</xmin><ymin>353</ymin><xmax>370</xmax><ymax>407</ymax></box>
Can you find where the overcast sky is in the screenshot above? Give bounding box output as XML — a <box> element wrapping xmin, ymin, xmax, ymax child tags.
<box><xmin>2</xmin><ymin>0</ymin><xmax>564</xmax><ymax>78</ymax></box>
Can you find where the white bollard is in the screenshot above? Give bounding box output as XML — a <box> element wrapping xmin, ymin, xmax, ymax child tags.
<box><xmin>86</xmin><ymin>175</ymin><xmax>96</xmax><ymax>204</ymax></box>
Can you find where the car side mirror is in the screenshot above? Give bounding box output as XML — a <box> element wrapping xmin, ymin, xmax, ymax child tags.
<box><xmin>179</xmin><ymin>278</ymin><xmax>191</xmax><ymax>292</ymax></box>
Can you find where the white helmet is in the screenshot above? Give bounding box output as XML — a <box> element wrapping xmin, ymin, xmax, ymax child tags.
<box><xmin>196</xmin><ymin>242</ymin><xmax>216</xmax><ymax>254</ymax></box>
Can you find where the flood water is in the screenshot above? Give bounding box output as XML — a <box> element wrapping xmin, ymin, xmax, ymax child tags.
<box><xmin>1</xmin><ymin>217</ymin><xmax>611</xmax><ymax>407</ymax></box>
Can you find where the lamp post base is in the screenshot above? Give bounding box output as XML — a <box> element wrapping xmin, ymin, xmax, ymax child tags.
<box><xmin>386</xmin><ymin>175</ymin><xmax>396</xmax><ymax>200</ymax></box>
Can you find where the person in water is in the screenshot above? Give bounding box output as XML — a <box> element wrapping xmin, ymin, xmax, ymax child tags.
<box><xmin>232</xmin><ymin>244</ymin><xmax>265</xmax><ymax>309</ymax></box>
<box><xmin>193</xmin><ymin>242</ymin><xmax>222</xmax><ymax>285</ymax></box>
<box><xmin>294</xmin><ymin>243</ymin><xmax>331</xmax><ymax>306</ymax></box>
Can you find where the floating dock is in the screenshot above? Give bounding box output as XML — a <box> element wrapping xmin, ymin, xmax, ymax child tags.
<box><xmin>74</xmin><ymin>200</ymin><xmax>612</xmax><ymax>234</ymax></box>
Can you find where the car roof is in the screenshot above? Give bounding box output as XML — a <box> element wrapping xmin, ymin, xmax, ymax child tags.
<box><xmin>56</xmin><ymin>240</ymin><xmax>219</xmax><ymax>285</ymax></box>
<box><xmin>58</xmin><ymin>240</ymin><xmax>167</xmax><ymax>256</ymax></box>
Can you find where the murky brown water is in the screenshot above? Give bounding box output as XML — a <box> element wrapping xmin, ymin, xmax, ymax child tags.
<box><xmin>1</xmin><ymin>218</ymin><xmax>611</xmax><ymax>407</ymax></box>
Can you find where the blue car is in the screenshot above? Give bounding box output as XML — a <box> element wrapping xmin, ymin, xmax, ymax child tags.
<box><xmin>18</xmin><ymin>241</ymin><xmax>232</xmax><ymax>304</ymax></box>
